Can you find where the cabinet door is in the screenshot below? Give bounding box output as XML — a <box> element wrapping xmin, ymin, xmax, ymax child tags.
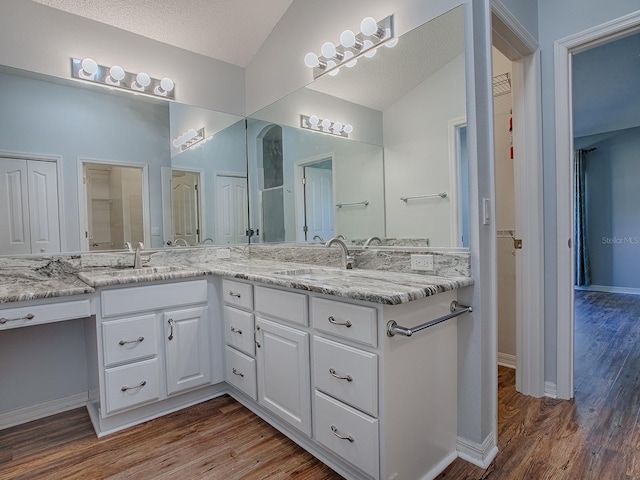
<box><xmin>256</xmin><ymin>316</ymin><xmax>311</xmax><ymax>436</ymax></box>
<box><xmin>164</xmin><ymin>306</ymin><xmax>211</xmax><ymax>395</ymax></box>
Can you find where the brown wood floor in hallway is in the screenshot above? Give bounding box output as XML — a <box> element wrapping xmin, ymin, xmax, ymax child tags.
<box><xmin>1</xmin><ymin>291</ymin><xmax>639</xmax><ymax>479</ymax></box>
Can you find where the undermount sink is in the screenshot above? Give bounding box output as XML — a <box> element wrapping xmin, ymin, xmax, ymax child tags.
<box><xmin>104</xmin><ymin>266</ymin><xmax>183</xmax><ymax>277</ymax></box>
<box><xmin>274</xmin><ymin>268</ymin><xmax>352</xmax><ymax>281</ymax></box>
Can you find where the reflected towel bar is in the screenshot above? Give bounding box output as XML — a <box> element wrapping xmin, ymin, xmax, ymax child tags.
<box><xmin>336</xmin><ymin>200</ymin><xmax>369</xmax><ymax>208</ymax></box>
<box><xmin>386</xmin><ymin>301</ymin><xmax>472</xmax><ymax>337</ymax></box>
<box><xmin>400</xmin><ymin>192</ymin><xmax>447</xmax><ymax>202</ymax></box>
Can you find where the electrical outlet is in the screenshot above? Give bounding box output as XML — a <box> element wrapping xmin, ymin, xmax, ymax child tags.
<box><xmin>411</xmin><ymin>254</ymin><xmax>435</xmax><ymax>271</ymax></box>
<box><xmin>216</xmin><ymin>248</ymin><xmax>231</xmax><ymax>259</ymax></box>
<box><xmin>151</xmin><ymin>227</ymin><xmax>160</xmax><ymax>236</ymax></box>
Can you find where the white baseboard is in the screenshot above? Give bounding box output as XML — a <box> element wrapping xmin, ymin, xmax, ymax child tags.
<box><xmin>497</xmin><ymin>352</ymin><xmax>516</xmax><ymax>369</ymax></box>
<box><xmin>0</xmin><ymin>392</ymin><xmax>88</xmax><ymax>430</ymax></box>
<box><xmin>457</xmin><ymin>432</ymin><xmax>498</xmax><ymax>469</ymax></box>
<box><xmin>544</xmin><ymin>381</ymin><xmax>557</xmax><ymax>398</ymax></box>
<box><xmin>575</xmin><ymin>285</ymin><xmax>640</xmax><ymax>296</ymax></box>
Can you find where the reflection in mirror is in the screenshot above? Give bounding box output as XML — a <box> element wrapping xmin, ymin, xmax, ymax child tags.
<box><xmin>247</xmin><ymin>5</ymin><xmax>467</xmax><ymax>247</ymax></box>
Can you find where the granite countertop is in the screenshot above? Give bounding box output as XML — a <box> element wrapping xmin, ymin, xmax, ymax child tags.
<box><xmin>1</xmin><ymin>257</ymin><xmax>473</xmax><ymax>306</ymax></box>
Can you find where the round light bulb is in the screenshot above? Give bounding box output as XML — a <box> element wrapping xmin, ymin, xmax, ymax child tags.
<box><xmin>81</xmin><ymin>58</ymin><xmax>99</xmax><ymax>76</ymax></box>
<box><xmin>321</xmin><ymin>118</ymin><xmax>331</xmax><ymax>131</ymax></box>
<box><xmin>136</xmin><ymin>72</ymin><xmax>151</xmax><ymax>87</ymax></box>
<box><xmin>109</xmin><ymin>65</ymin><xmax>125</xmax><ymax>81</ymax></box>
<box><xmin>360</xmin><ymin>17</ymin><xmax>379</xmax><ymax>37</ymax></box>
<box><xmin>309</xmin><ymin>115</ymin><xmax>319</xmax><ymax>128</ymax></box>
<box><xmin>363</xmin><ymin>40</ymin><xmax>377</xmax><ymax>58</ymax></box>
<box><xmin>173</xmin><ymin>139</ymin><xmax>181</xmax><ymax>147</ymax></box>
<box><xmin>160</xmin><ymin>77</ymin><xmax>174</xmax><ymax>92</ymax></box>
<box><xmin>343</xmin><ymin>124</ymin><xmax>353</xmax><ymax>134</ymax></box>
<box><xmin>333</xmin><ymin>121</ymin><xmax>343</xmax><ymax>133</ymax></box>
<box><xmin>385</xmin><ymin>37</ymin><xmax>399</xmax><ymax>48</ymax></box>
<box><xmin>321</xmin><ymin>41</ymin><xmax>337</xmax><ymax>58</ymax></box>
<box><xmin>340</xmin><ymin>30</ymin><xmax>356</xmax><ymax>48</ymax></box>
<box><xmin>187</xmin><ymin>129</ymin><xmax>197</xmax><ymax>139</ymax></box>
<box><xmin>304</xmin><ymin>52</ymin><xmax>319</xmax><ymax>68</ymax></box>
<box><xmin>344</xmin><ymin>51</ymin><xmax>357</xmax><ymax>68</ymax></box>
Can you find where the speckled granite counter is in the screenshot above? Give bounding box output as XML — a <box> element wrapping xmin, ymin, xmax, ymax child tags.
<box><xmin>0</xmin><ymin>245</ymin><xmax>473</xmax><ymax>305</ymax></box>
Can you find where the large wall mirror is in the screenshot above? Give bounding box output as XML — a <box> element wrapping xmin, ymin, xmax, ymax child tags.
<box><xmin>247</xmin><ymin>5</ymin><xmax>467</xmax><ymax>247</ymax></box>
<box><xmin>0</xmin><ymin>66</ymin><xmax>247</xmax><ymax>255</ymax></box>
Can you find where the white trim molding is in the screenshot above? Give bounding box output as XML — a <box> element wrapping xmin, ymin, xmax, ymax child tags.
<box><xmin>498</xmin><ymin>352</ymin><xmax>516</xmax><ymax>369</ymax></box>
<box><xmin>576</xmin><ymin>285</ymin><xmax>640</xmax><ymax>296</ymax></box>
<box><xmin>0</xmin><ymin>392</ymin><xmax>88</xmax><ymax>430</ymax></box>
<box><xmin>457</xmin><ymin>432</ymin><xmax>499</xmax><ymax>469</ymax></box>
<box><xmin>544</xmin><ymin>381</ymin><xmax>558</xmax><ymax>399</ymax></box>
<box><xmin>554</xmin><ymin>10</ymin><xmax>640</xmax><ymax>401</ymax></box>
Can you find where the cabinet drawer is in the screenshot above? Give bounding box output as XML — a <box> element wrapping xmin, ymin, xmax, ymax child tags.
<box><xmin>313</xmin><ymin>336</ymin><xmax>378</xmax><ymax>417</ymax></box>
<box><xmin>102</xmin><ymin>314</ymin><xmax>158</xmax><ymax>367</ymax></box>
<box><xmin>224</xmin><ymin>306</ymin><xmax>255</xmax><ymax>356</ymax></box>
<box><xmin>311</xmin><ymin>298</ymin><xmax>377</xmax><ymax>347</ymax></box>
<box><xmin>104</xmin><ymin>358</ymin><xmax>160</xmax><ymax>414</ymax></box>
<box><xmin>225</xmin><ymin>346</ymin><xmax>257</xmax><ymax>400</ymax></box>
<box><xmin>0</xmin><ymin>298</ymin><xmax>91</xmax><ymax>330</ymax></box>
<box><xmin>255</xmin><ymin>286</ymin><xmax>307</xmax><ymax>326</ymax></box>
<box><xmin>222</xmin><ymin>280</ymin><xmax>253</xmax><ymax>310</ymax></box>
<box><xmin>314</xmin><ymin>390</ymin><xmax>379</xmax><ymax>479</ymax></box>
<box><xmin>101</xmin><ymin>280</ymin><xmax>207</xmax><ymax>318</ymax></box>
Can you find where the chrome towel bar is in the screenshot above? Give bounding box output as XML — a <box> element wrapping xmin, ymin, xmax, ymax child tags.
<box><xmin>336</xmin><ymin>200</ymin><xmax>369</xmax><ymax>208</ymax></box>
<box><xmin>400</xmin><ymin>192</ymin><xmax>447</xmax><ymax>202</ymax></box>
<box><xmin>386</xmin><ymin>301</ymin><xmax>472</xmax><ymax>337</ymax></box>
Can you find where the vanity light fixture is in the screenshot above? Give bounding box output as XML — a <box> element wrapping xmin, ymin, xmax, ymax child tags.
<box><xmin>71</xmin><ymin>58</ymin><xmax>175</xmax><ymax>100</ymax></box>
<box><xmin>303</xmin><ymin>14</ymin><xmax>396</xmax><ymax>79</ymax></box>
<box><xmin>300</xmin><ymin>114</ymin><xmax>353</xmax><ymax>138</ymax></box>
<box><xmin>173</xmin><ymin>127</ymin><xmax>209</xmax><ymax>151</ymax></box>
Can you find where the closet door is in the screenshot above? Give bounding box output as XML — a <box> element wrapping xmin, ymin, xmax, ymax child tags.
<box><xmin>27</xmin><ymin>160</ymin><xmax>60</xmax><ymax>254</ymax></box>
<box><xmin>0</xmin><ymin>159</ymin><xmax>30</xmax><ymax>255</ymax></box>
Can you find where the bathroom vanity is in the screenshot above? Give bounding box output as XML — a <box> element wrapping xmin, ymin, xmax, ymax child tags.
<box><xmin>0</xmin><ymin>248</ymin><xmax>472</xmax><ymax>480</ymax></box>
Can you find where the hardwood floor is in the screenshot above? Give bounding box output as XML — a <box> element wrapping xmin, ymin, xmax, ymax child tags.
<box><xmin>439</xmin><ymin>290</ymin><xmax>640</xmax><ymax>479</ymax></box>
<box><xmin>2</xmin><ymin>290</ymin><xmax>639</xmax><ymax>479</ymax></box>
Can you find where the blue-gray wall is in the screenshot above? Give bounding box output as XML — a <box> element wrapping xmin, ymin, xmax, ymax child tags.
<box><xmin>582</xmin><ymin>127</ymin><xmax>640</xmax><ymax>289</ymax></box>
<box><xmin>0</xmin><ymin>70</ymin><xmax>171</xmax><ymax>251</ymax></box>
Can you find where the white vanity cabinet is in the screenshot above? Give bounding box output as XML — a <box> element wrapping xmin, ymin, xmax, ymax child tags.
<box><xmin>87</xmin><ymin>278</ymin><xmax>218</xmax><ymax>436</ymax></box>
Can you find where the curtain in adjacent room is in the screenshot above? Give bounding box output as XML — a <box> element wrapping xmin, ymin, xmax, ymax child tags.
<box><xmin>574</xmin><ymin>149</ymin><xmax>591</xmax><ymax>286</ymax></box>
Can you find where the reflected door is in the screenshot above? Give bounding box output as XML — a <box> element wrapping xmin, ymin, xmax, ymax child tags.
<box><xmin>172</xmin><ymin>171</ymin><xmax>200</xmax><ymax>245</ymax></box>
<box><xmin>304</xmin><ymin>165</ymin><xmax>333</xmax><ymax>241</ymax></box>
<box><xmin>215</xmin><ymin>175</ymin><xmax>248</xmax><ymax>244</ymax></box>
<box><xmin>0</xmin><ymin>158</ymin><xmax>60</xmax><ymax>255</ymax></box>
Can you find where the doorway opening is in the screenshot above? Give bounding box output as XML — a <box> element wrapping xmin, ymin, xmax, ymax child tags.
<box><xmin>295</xmin><ymin>155</ymin><xmax>334</xmax><ymax>243</ymax></box>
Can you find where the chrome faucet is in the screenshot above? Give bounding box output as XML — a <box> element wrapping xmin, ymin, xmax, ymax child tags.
<box><xmin>133</xmin><ymin>242</ymin><xmax>144</xmax><ymax>269</ymax></box>
<box><xmin>325</xmin><ymin>237</ymin><xmax>355</xmax><ymax>270</ymax></box>
<box><xmin>173</xmin><ymin>238</ymin><xmax>188</xmax><ymax>246</ymax></box>
<box><xmin>364</xmin><ymin>236</ymin><xmax>382</xmax><ymax>248</ymax></box>
<box><xmin>312</xmin><ymin>234</ymin><xmax>325</xmax><ymax>243</ymax></box>
<box><xmin>200</xmin><ymin>237</ymin><xmax>214</xmax><ymax>245</ymax></box>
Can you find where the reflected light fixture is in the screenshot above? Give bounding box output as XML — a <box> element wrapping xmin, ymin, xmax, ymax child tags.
<box><xmin>71</xmin><ymin>58</ymin><xmax>175</xmax><ymax>100</ymax></box>
<box><xmin>173</xmin><ymin>127</ymin><xmax>209</xmax><ymax>151</ymax></box>
<box><xmin>301</xmin><ymin>114</ymin><xmax>353</xmax><ymax>138</ymax></box>
<box><xmin>303</xmin><ymin>14</ymin><xmax>395</xmax><ymax>79</ymax></box>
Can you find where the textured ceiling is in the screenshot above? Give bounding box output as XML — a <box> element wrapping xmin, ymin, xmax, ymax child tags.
<box><xmin>306</xmin><ymin>7</ymin><xmax>464</xmax><ymax>111</ymax></box>
<box><xmin>31</xmin><ymin>0</ymin><xmax>294</xmax><ymax>67</ymax></box>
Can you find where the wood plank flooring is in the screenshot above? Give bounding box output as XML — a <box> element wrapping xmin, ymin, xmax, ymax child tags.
<box><xmin>2</xmin><ymin>290</ymin><xmax>639</xmax><ymax>479</ymax></box>
<box><xmin>439</xmin><ymin>290</ymin><xmax>640</xmax><ymax>479</ymax></box>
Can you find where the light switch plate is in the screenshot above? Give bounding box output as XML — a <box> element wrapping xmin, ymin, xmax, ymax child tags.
<box><xmin>151</xmin><ymin>227</ymin><xmax>160</xmax><ymax>236</ymax></box>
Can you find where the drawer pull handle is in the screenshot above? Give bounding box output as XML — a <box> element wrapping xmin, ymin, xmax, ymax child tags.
<box><xmin>0</xmin><ymin>313</ymin><xmax>34</xmax><ymax>325</ymax></box>
<box><xmin>328</xmin><ymin>316</ymin><xmax>352</xmax><ymax>328</ymax></box>
<box><xmin>230</xmin><ymin>327</ymin><xmax>243</xmax><ymax>335</ymax></box>
<box><xmin>119</xmin><ymin>336</ymin><xmax>144</xmax><ymax>346</ymax></box>
<box><xmin>229</xmin><ymin>291</ymin><xmax>242</xmax><ymax>298</ymax></box>
<box><xmin>232</xmin><ymin>368</ymin><xmax>244</xmax><ymax>377</ymax></box>
<box><xmin>168</xmin><ymin>318</ymin><xmax>175</xmax><ymax>340</ymax></box>
<box><xmin>329</xmin><ymin>368</ymin><xmax>353</xmax><ymax>382</ymax></box>
<box><xmin>331</xmin><ymin>425</ymin><xmax>354</xmax><ymax>442</ymax></box>
<box><xmin>255</xmin><ymin>325</ymin><xmax>261</xmax><ymax>348</ymax></box>
<box><xmin>121</xmin><ymin>380</ymin><xmax>147</xmax><ymax>392</ymax></box>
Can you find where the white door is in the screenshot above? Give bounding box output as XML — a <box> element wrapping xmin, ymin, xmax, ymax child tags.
<box><xmin>164</xmin><ymin>306</ymin><xmax>211</xmax><ymax>395</ymax></box>
<box><xmin>172</xmin><ymin>171</ymin><xmax>200</xmax><ymax>245</ymax></box>
<box><xmin>304</xmin><ymin>165</ymin><xmax>334</xmax><ymax>241</ymax></box>
<box><xmin>255</xmin><ymin>316</ymin><xmax>311</xmax><ymax>436</ymax></box>
<box><xmin>215</xmin><ymin>175</ymin><xmax>248</xmax><ymax>244</ymax></box>
<box><xmin>0</xmin><ymin>158</ymin><xmax>60</xmax><ymax>255</ymax></box>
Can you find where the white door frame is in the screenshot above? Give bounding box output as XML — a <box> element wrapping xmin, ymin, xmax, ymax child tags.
<box><xmin>554</xmin><ymin>11</ymin><xmax>640</xmax><ymax>401</ymax></box>
<box><xmin>293</xmin><ymin>153</ymin><xmax>335</xmax><ymax>243</ymax></box>
<box><xmin>171</xmin><ymin>167</ymin><xmax>205</xmax><ymax>243</ymax></box>
<box><xmin>491</xmin><ymin>0</ymin><xmax>545</xmax><ymax>397</ymax></box>
<box><xmin>77</xmin><ymin>157</ymin><xmax>151</xmax><ymax>251</ymax></box>
<box><xmin>448</xmin><ymin>116</ymin><xmax>467</xmax><ymax>247</ymax></box>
